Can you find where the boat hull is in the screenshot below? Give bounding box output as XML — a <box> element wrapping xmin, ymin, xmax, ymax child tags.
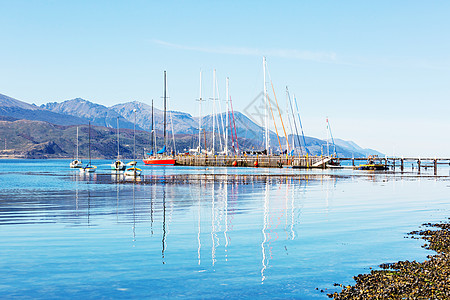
<box><xmin>70</xmin><ymin>160</ymin><xmax>83</xmax><ymax>168</ymax></box>
<box><xmin>80</xmin><ymin>166</ymin><xmax>97</xmax><ymax>173</ymax></box>
<box><xmin>111</xmin><ymin>160</ymin><xmax>126</xmax><ymax>171</ymax></box>
<box><xmin>124</xmin><ymin>167</ymin><xmax>142</xmax><ymax>176</ymax></box>
<box><xmin>356</xmin><ymin>164</ymin><xmax>388</xmax><ymax>171</ymax></box>
<box><xmin>143</xmin><ymin>158</ymin><xmax>176</xmax><ymax>165</ymax></box>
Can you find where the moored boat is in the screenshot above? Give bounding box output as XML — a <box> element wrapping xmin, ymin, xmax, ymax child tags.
<box><xmin>70</xmin><ymin>159</ymin><xmax>83</xmax><ymax>168</ymax></box>
<box><xmin>111</xmin><ymin>117</ymin><xmax>126</xmax><ymax>171</ymax></box>
<box><xmin>124</xmin><ymin>167</ymin><xmax>142</xmax><ymax>177</ymax></box>
<box><xmin>124</xmin><ymin>109</ymin><xmax>143</xmax><ymax>176</ymax></box>
<box><xmin>70</xmin><ymin>127</ymin><xmax>83</xmax><ymax>168</ymax></box>
<box><xmin>142</xmin><ymin>71</ymin><xmax>175</xmax><ymax>166</ymax></box>
<box><xmin>80</xmin><ymin>122</ymin><xmax>97</xmax><ymax>173</ymax></box>
<box><xmin>111</xmin><ymin>160</ymin><xmax>125</xmax><ymax>171</ymax></box>
<box><xmin>355</xmin><ymin>155</ymin><xmax>388</xmax><ymax>171</ymax></box>
<box><xmin>80</xmin><ymin>165</ymin><xmax>97</xmax><ymax>173</ymax></box>
<box><xmin>356</xmin><ymin>164</ymin><xmax>388</xmax><ymax>171</ymax></box>
<box><xmin>143</xmin><ymin>156</ymin><xmax>176</xmax><ymax>165</ymax></box>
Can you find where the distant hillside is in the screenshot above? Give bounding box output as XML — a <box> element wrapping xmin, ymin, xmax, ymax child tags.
<box><xmin>0</xmin><ymin>92</ymin><xmax>384</xmax><ymax>158</ymax></box>
<box><xmin>334</xmin><ymin>138</ymin><xmax>384</xmax><ymax>157</ymax></box>
<box><xmin>0</xmin><ymin>94</ymin><xmax>88</xmax><ymax>126</ymax></box>
<box><xmin>111</xmin><ymin>101</ymin><xmax>198</xmax><ymax>134</ymax></box>
<box><xmin>41</xmin><ymin>98</ymin><xmax>139</xmax><ymax>130</ymax></box>
<box><xmin>0</xmin><ymin>119</ymin><xmax>255</xmax><ymax>159</ymax></box>
<box><xmin>0</xmin><ymin>93</ymin><xmax>40</xmax><ymax>110</ymax></box>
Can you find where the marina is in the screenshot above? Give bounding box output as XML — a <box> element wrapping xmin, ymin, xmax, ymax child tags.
<box><xmin>1</xmin><ymin>1</ymin><xmax>449</xmax><ymax>298</ymax></box>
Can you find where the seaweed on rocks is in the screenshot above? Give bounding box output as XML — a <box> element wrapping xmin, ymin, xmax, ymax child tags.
<box><xmin>328</xmin><ymin>220</ymin><xmax>450</xmax><ymax>299</ymax></box>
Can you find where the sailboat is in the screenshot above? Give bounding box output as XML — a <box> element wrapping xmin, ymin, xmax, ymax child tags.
<box><xmin>111</xmin><ymin>117</ymin><xmax>126</xmax><ymax>171</ymax></box>
<box><xmin>125</xmin><ymin>109</ymin><xmax>142</xmax><ymax>176</ymax></box>
<box><xmin>143</xmin><ymin>71</ymin><xmax>176</xmax><ymax>165</ymax></box>
<box><xmin>80</xmin><ymin>122</ymin><xmax>97</xmax><ymax>173</ymax></box>
<box><xmin>70</xmin><ymin>127</ymin><xmax>83</xmax><ymax>168</ymax></box>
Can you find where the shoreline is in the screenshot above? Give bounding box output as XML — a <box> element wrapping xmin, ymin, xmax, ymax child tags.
<box><xmin>328</xmin><ymin>220</ymin><xmax>450</xmax><ymax>299</ymax></box>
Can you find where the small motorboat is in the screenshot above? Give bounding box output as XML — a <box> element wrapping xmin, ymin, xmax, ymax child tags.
<box><xmin>70</xmin><ymin>127</ymin><xmax>82</xmax><ymax>168</ymax></box>
<box><xmin>124</xmin><ymin>167</ymin><xmax>142</xmax><ymax>177</ymax></box>
<box><xmin>111</xmin><ymin>160</ymin><xmax>126</xmax><ymax>171</ymax></box>
<box><xmin>111</xmin><ymin>117</ymin><xmax>125</xmax><ymax>171</ymax></box>
<box><xmin>356</xmin><ymin>164</ymin><xmax>388</xmax><ymax>171</ymax></box>
<box><xmin>70</xmin><ymin>159</ymin><xmax>83</xmax><ymax>168</ymax></box>
<box><xmin>355</xmin><ymin>155</ymin><xmax>388</xmax><ymax>171</ymax></box>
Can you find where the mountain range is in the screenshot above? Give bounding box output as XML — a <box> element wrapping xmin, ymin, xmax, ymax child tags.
<box><xmin>0</xmin><ymin>93</ymin><xmax>383</xmax><ymax>158</ymax></box>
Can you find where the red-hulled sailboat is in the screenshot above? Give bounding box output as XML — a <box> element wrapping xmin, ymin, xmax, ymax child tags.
<box><xmin>143</xmin><ymin>71</ymin><xmax>176</xmax><ymax>166</ymax></box>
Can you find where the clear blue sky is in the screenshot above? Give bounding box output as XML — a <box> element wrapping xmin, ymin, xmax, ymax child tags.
<box><xmin>1</xmin><ymin>1</ymin><xmax>449</xmax><ymax>156</ymax></box>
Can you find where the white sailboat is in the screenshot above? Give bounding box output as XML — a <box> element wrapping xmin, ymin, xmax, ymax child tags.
<box><xmin>80</xmin><ymin>122</ymin><xmax>97</xmax><ymax>173</ymax></box>
<box><xmin>111</xmin><ymin>117</ymin><xmax>126</xmax><ymax>171</ymax></box>
<box><xmin>125</xmin><ymin>109</ymin><xmax>142</xmax><ymax>177</ymax></box>
<box><xmin>70</xmin><ymin>127</ymin><xmax>83</xmax><ymax>168</ymax></box>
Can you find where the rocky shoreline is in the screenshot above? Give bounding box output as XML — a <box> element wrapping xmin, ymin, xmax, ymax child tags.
<box><xmin>328</xmin><ymin>220</ymin><xmax>450</xmax><ymax>299</ymax></box>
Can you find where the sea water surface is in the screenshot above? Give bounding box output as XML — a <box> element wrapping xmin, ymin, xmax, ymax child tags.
<box><xmin>1</xmin><ymin>159</ymin><xmax>450</xmax><ymax>299</ymax></box>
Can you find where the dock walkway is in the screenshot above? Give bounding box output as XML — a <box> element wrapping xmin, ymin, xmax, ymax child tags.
<box><xmin>175</xmin><ymin>154</ymin><xmax>331</xmax><ymax>168</ymax></box>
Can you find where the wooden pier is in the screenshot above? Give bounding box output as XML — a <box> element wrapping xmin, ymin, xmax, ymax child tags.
<box><xmin>175</xmin><ymin>154</ymin><xmax>336</xmax><ymax>168</ymax></box>
<box><xmin>337</xmin><ymin>157</ymin><xmax>450</xmax><ymax>175</ymax></box>
<box><xmin>175</xmin><ymin>155</ymin><xmax>450</xmax><ymax>174</ymax></box>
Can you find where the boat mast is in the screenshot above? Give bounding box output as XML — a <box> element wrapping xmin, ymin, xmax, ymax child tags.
<box><xmin>327</xmin><ymin>117</ymin><xmax>337</xmax><ymax>157</ymax></box>
<box><xmin>212</xmin><ymin>69</ymin><xmax>216</xmax><ymax>154</ymax></box>
<box><xmin>294</xmin><ymin>95</ymin><xmax>310</xmax><ymax>155</ymax></box>
<box><xmin>151</xmin><ymin>99</ymin><xmax>154</xmax><ymax>154</ymax></box>
<box><xmin>117</xmin><ymin>117</ymin><xmax>120</xmax><ymax>160</ymax></box>
<box><xmin>76</xmin><ymin>127</ymin><xmax>79</xmax><ymax>161</ymax></box>
<box><xmin>287</xmin><ymin>91</ymin><xmax>303</xmax><ymax>156</ymax></box>
<box><xmin>225</xmin><ymin>77</ymin><xmax>229</xmax><ymax>155</ymax></box>
<box><xmin>164</xmin><ymin>71</ymin><xmax>167</xmax><ymax>151</ymax></box>
<box><xmin>198</xmin><ymin>71</ymin><xmax>202</xmax><ymax>152</ymax></box>
<box><xmin>88</xmin><ymin>121</ymin><xmax>91</xmax><ymax>166</ymax></box>
<box><xmin>263</xmin><ymin>57</ymin><xmax>269</xmax><ymax>154</ymax></box>
<box><xmin>326</xmin><ymin>117</ymin><xmax>330</xmax><ymax>156</ymax></box>
<box><xmin>285</xmin><ymin>87</ymin><xmax>294</xmax><ymax>153</ymax></box>
<box><xmin>133</xmin><ymin>109</ymin><xmax>136</xmax><ymax>160</ymax></box>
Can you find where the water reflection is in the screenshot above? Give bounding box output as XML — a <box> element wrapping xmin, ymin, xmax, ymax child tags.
<box><xmin>261</xmin><ymin>179</ymin><xmax>269</xmax><ymax>283</ymax></box>
<box><xmin>162</xmin><ymin>180</ymin><xmax>166</xmax><ymax>264</ymax></box>
<box><xmin>3</xmin><ymin>170</ymin><xmax>446</xmax><ymax>289</ymax></box>
<box><xmin>197</xmin><ymin>179</ymin><xmax>201</xmax><ymax>265</ymax></box>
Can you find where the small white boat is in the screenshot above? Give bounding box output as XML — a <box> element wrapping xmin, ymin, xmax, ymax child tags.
<box><xmin>80</xmin><ymin>165</ymin><xmax>97</xmax><ymax>173</ymax></box>
<box><xmin>111</xmin><ymin>160</ymin><xmax>126</xmax><ymax>171</ymax></box>
<box><xmin>70</xmin><ymin>159</ymin><xmax>83</xmax><ymax>168</ymax></box>
<box><xmin>111</xmin><ymin>117</ymin><xmax>125</xmax><ymax>171</ymax></box>
<box><xmin>79</xmin><ymin>122</ymin><xmax>96</xmax><ymax>173</ymax></box>
<box><xmin>124</xmin><ymin>167</ymin><xmax>142</xmax><ymax>177</ymax></box>
<box><xmin>70</xmin><ymin>127</ymin><xmax>83</xmax><ymax>168</ymax></box>
<box><xmin>125</xmin><ymin>108</ymin><xmax>142</xmax><ymax>177</ymax></box>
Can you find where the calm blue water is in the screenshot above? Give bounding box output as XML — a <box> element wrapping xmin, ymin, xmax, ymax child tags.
<box><xmin>1</xmin><ymin>159</ymin><xmax>450</xmax><ymax>299</ymax></box>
